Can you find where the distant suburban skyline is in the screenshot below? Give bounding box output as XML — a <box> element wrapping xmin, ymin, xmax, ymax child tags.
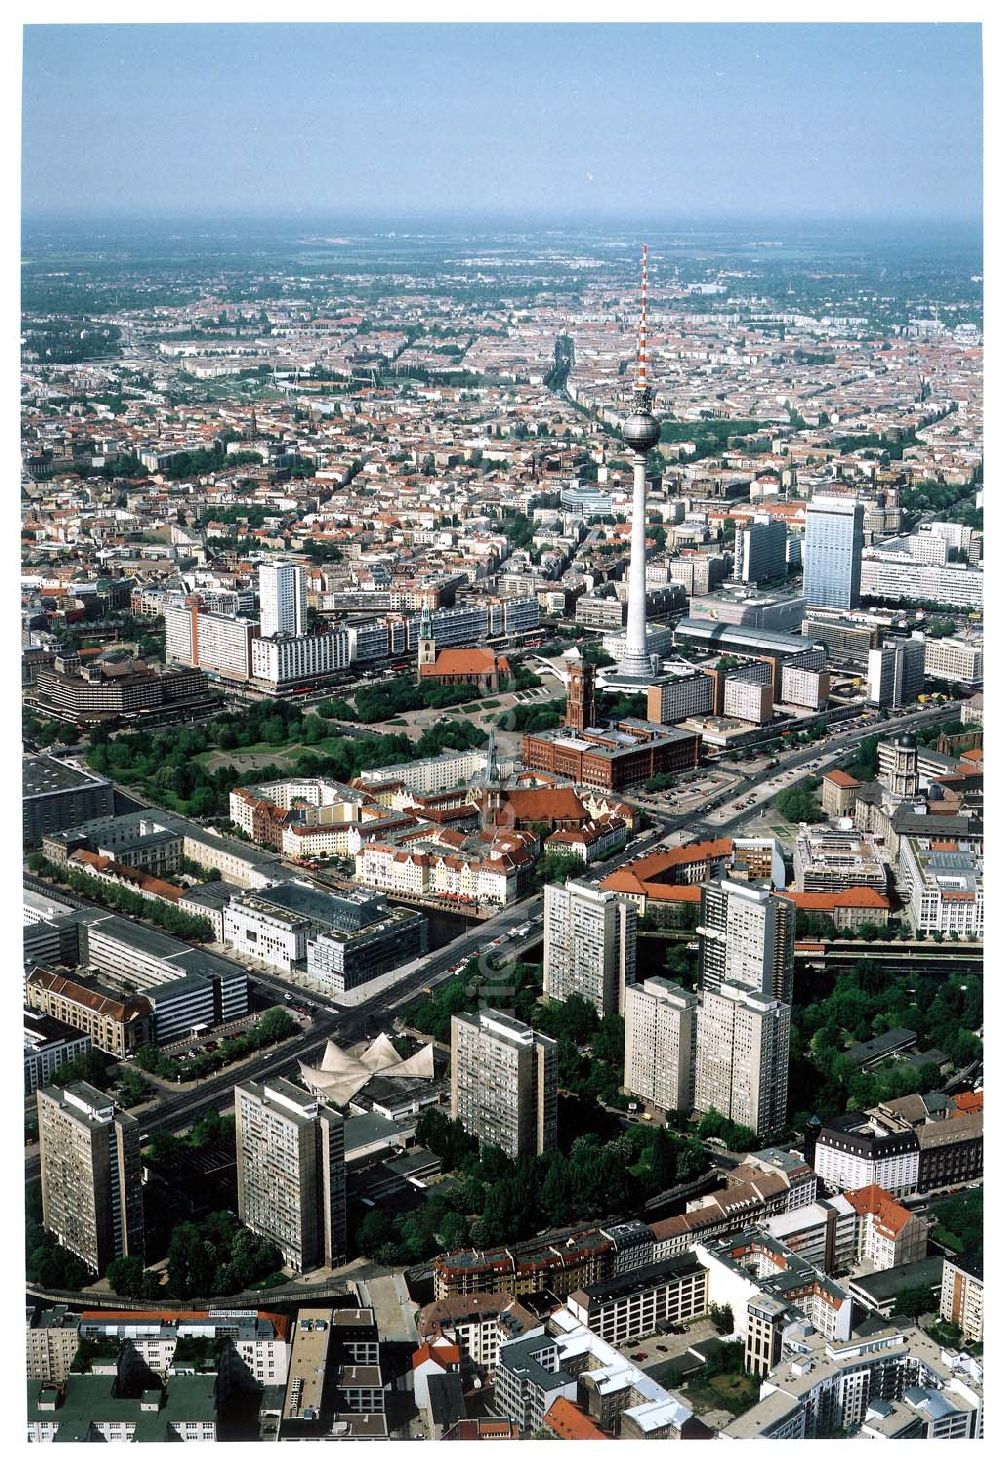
<box><xmin>22</xmin><ymin>23</ymin><xmax>982</xmax><ymax>222</ymax></box>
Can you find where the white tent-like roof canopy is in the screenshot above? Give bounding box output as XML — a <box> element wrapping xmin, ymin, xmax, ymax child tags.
<box><xmin>298</xmin><ymin>1033</ymin><xmax>435</xmax><ymax>1106</ymax></box>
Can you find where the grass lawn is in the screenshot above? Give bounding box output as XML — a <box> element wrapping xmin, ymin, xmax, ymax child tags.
<box><xmin>195</xmin><ymin>731</ymin><xmax>367</xmax><ymax>773</ymax></box>
<box><xmin>195</xmin><ymin>742</ymin><xmax>303</xmax><ymax>773</ymax></box>
<box><xmin>682</xmin><ymin>1369</ymin><xmax>759</xmax><ymax>1418</ymax></box>
<box><xmin>933</xmin><ymin>1226</ymin><xmax>965</xmax><ymax>1253</ymax></box>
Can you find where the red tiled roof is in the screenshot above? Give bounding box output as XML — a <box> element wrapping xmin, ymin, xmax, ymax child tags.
<box><xmin>844</xmin><ymin>1184</ymin><xmax>912</xmax><ymax>1236</ymax></box>
<box><xmin>543</xmin><ymin>1398</ymin><xmax>605</xmax><ymax>1441</ymax></box>
<box><xmin>28</xmin><ymin>967</ymin><xmax>151</xmax><ymax>1021</ymax></box>
<box><xmin>780</xmin><ymin>887</ymin><xmax>890</xmax><ymax>911</ymax></box>
<box><xmin>412</xmin><ymin>1340</ymin><xmax>460</xmax><ymax>1370</ymax></box>
<box><xmin>500</xmin><ymin>787</ymin><xmax>586</xmax><ymax>822</ymax></box>
<box><xmin>420</xmin><ymin>647</ymin><xmax>497</xmax><ymax>676</ymax></box>
<box><xmin>599</xmin><ymin>838</ymin><xmax>732</xmax><ymax>897</ymax></box>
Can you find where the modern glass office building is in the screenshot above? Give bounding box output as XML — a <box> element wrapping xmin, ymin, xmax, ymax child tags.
<box><xmin>804</xmin><ymin>495</ymin><xmax>865</xmax><ymax>610</ymax></box>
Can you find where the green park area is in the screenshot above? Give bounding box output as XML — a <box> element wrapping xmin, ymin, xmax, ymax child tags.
<box><xmin>85</xmin><ymin>696</ymin><xmax>487</xmax><ymax>818</ymax></box>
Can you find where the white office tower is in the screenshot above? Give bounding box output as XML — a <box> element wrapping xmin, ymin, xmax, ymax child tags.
<box><xmin>867</xmin><ymin>634</ymin><xmax>925</xmax><ymax>708</ymax></box>
<box><xmin>624</xmin><ymin>977</ymin><xmax>697</xmax><ymax>1114</ymax></box>
<box><xmin>235</xmin><ymin>1077</ymin><xmax>346</xmax><ymax>1275</ymax></box>
<box><xmin>543</xmin><ymin>880</ymin><xmax>637</xmax><ymax>1018</ymax></box>
<box><xmin>451</xmin><ymin>1008</ymin><xmax>557</xmax><ymax>1160</ymax></box>
<box><xmin>804</xmin><ymin>495</ymin><xmax>865</xmax><ymax>610</ymax></box>
<box><xmin>697</xmin><ymin>878</ymin><xmax>795</xmax><ymax>1004</ymax></box>
<box><xmin>694</xmin><ymin>985</ymin><xmax>791</xmax><ymax>1139</ymax></box>
<box><xmin>259</xmin><ymin>559</ymin><xmax>307</xmax><ymax>638</ymax></box>
<box><xmin>735</xmin><ymin>516</ymin><xmax>788</xmax><ymax>585</ymax></box>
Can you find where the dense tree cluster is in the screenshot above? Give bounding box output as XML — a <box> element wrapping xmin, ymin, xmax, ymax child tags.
<box><xmin>657</xmin><ymin>417</ymin><xmax>763</xmax><ymax>461</ymax></box>
<box><xmin>144</xmin><ymin>1111</ymin><xmax>236</xmax><ymax>1173</ymax></box>
<box><xmin>166</xmin><ymin>1211</ymin><xmax>283</xmax><ymax>1298</ymax></box>
<box><xmin>507</xmin><ymin>658</ymin><xmax>543</xmax><ymax>691</ymax></box>
<box><xmin>41</xmin><ymin>1047</ymin><xmax>151</xmax><ymax>1110</ymax></box>
<box><xmin>597</xmin><ymin>690</ymin><xmax>647</xmax><ymax>719</ymax></box>
<box><xmin>709</xmin><ymin>1302</ymin><xmax>735</xmax><ymax>1335</ymax></box>
<box><xmin>509</xmin><ymin>698</ymin><xmax>566</xmax><ymax>733</ymax></box>
<box><xmin>496</xmin><ymin>511</ymin><xmax>537</xmax><ymax>551</ymax></box>
<box><xmin>26</xmin><ymin>1214</ymin><xmax>91</xmax><ymax>1292</ymax></box>
<box><xmin>696</xmin><ymin>1109</ymin><xmax>757</xmax><ymax>1152</ymax></box>
<box><xmin>86</xmin><ymin>698</ymin><xmax>484</xmax><ymax>816</ymax></box>
<box><xmin>22</xmin><ymin>318</ymin><xmax>122</xmax><ymax>363</ymax></box>
<box><xmin>105</xmin><ymin>1256</ymin><xmax>162</xmax><ymax>1299</ymax></box>
<box><xmin>406</xmin><ymin>959</ymin><xmax>541</xmax><ymax>1043</ymax></box>
<box><xmin>843</xmin><ymin>735</ymin><xmax>880</xmax><ymax>781</ymax></box>
<box><xmin>580</xmin><ymin>642</ymin><xmax>615</xmax><ymax>668</ymax></box>
<box><xmin>772</xmin><ymin>777</ymin><xmax>824</xmax><ymax>824</ymax></box>
<box><xmin>900</xmin><ymin>476</ymin><xmax>982</xmax><ymax>531</ymax></box>
<box><xmin>932</xmin><ymin>1189</ymin><xmax>982</xmax><ymax>1256</ymax></box>
<box><xmin>352</xmin><ymin>1114</ymin><xmax>710</xmax><ymax>1267</ymax></box>
<box><xmin>788</xmin><ymin>962</ymin><xmax>982</xmax><ymax>1126</ymax></box>
<box><xmin>349</xmin><ymin>674</ymin><xmax>486</xmax><ymax>723</ymax></box>
<box><xmin>893</xmin><ymin>1285</ymin><xmax>938</xmax><ymax>1319</ymax></box>
<box><xmin>528</xmin><ymin>850</ymin><xmax>583</xmax><ymax>893</ymax></box>
<box><xmin>299</xmin><ymin>539</ymin><xmax>344</xmax><ymax>563</ymax></box>
<box><xmin>644</xmin><ymin>772</ymin><xmax>676</xmax><ymax>793</ymax></box>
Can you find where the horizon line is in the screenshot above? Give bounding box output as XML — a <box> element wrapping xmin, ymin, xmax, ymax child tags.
<box><xmin>21</xmin><ymin>209</ymin><xmax>984</xmax><ymax>228</ymax></box>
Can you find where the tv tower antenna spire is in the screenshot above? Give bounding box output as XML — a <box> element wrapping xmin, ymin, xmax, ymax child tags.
<box><xmin>616</xmin><ymin>243</ymin><xmax>662</xmax><ymax>683</ymax></box>
<box><xmin>636</xmin><ymin>242</ymin><xmax>651</xmax><ymax>405</ymax></box>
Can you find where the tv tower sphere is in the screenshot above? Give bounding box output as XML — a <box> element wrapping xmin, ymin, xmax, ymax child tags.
<box><xmin>622</xmin><ymin>403</ymin><xmax>661</xmax><ymax>454</ymax></box>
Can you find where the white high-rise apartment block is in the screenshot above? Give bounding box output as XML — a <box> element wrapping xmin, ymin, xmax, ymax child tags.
<box><xmin>543</xmin><ymin>880</ymin><xmax>636</xmax><ymax>1018</ymax></box>
<box><xmin>940</xmin><ymin>1254</ymin><xmax>984</xmax><ymax>1343</ymax></box>
<box><xmin>859</xmin><ymin>553</ymin><xmax>983</xmax><ymax>610</ymax></box>
<box><xmin>451</xmin><ymin>1008</ymin><xmax>557</xmax><ymax>1160</ymax></box>
<box><xmin>37</xmin><ymin>1081</ymin><xmax>145</xmax><ymax>1273</ymax></box>
<box><xmin>259</xmin><ymin>560</ymin><xmax>308</xmax><ymax>639</ymax></box>
<box><xmin>624</xmin><ymin>977</ymin><xmax>697</xmax><ymax>1114</ymax></box>
<box><xmin>735</xmin><ymin>517</ymin><xmax>788</xmax><ymax>585</ymax></box>
<box><xmin>698</xmin><ymin>878</ymin><xmax>794</xmax><ymax>1004</ymax></box>
<box><xmin>251</xmin><ymin>629</ymin><xmax>350</xmax><ymax>689</ymax></box>
<box><xmin>694</xmin><ymin>984</ymin><xmax>790</xmax><ymax>1138</ymax></box>
<box><xmin>164</xmin><ymin>599</ymin><xmax>259</xmax><ymax>681</ymax></box>
<box><xmin>235</xmin><ymin>1077</ymin><xmax>346</xmax><ymax>1275</ymax></box>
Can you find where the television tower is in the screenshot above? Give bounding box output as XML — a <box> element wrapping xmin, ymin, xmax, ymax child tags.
<box><xmin>618</xmin><ymin>244</ymin><xmax>661</xmax><ymax>682</ymax></box>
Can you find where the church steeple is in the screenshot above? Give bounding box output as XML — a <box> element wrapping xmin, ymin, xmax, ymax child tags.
<box><xmin>417</xmin><ymin>602</ymin><xmax>436</xmax><ymax>669</ymax></box>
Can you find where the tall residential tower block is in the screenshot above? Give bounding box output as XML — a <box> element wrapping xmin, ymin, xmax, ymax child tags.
<box><xmin>543</xmin><ymin>880</ymin><xmax>637</xmax><ymax>1018</ymax></box>
<box><xmin>236</xmin><ymin>1077</ymin><xmax>346</xmax><ymax>1275</ymax></box>
<box><xmin>451</xmin><ymin>1009</ymin><xmax>557</xmax><ymax>1160</ymax></box>
<box><xmin>624</xmin><ymin>977</ymin><xmax>698</xmax><ymax>1115</ymax></box>
<box><xmin>37</xmin><ymin>1081</ymin><xmax>144</xmax><ymax>1273</ymax></box>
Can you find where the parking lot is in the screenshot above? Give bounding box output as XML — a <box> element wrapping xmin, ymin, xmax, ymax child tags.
<box><xmin>160</xmin><ymin>1005</ymin><xmax>312</xmax><ymax>1063</ymax></box>
<box><xmin>624</xmin><ymin>1315</ymin><xmax>721</xmax><ymax>1371</ymax></box>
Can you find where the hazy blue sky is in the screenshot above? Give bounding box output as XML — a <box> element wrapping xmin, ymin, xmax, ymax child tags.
<box><xmin>22</xmin><ymin>23</ymin><xmax>982</xmax><ymax>221</ymax></box>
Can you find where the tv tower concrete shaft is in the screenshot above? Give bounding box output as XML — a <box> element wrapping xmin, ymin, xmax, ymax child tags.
<box><xmin>619</xmin><ymin>244</ymin><xmax>661</xmax><ymax>683</ymax></box>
